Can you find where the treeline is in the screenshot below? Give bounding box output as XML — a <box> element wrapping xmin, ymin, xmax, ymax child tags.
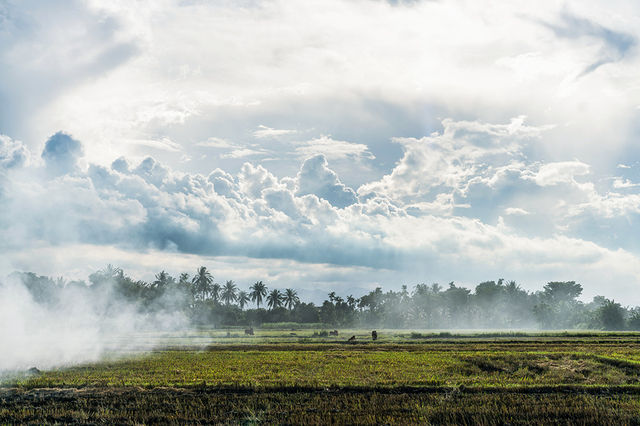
<box><xmin>7</xmin><ymin>265</ymin><xmax>640</xmax><ymax>330</ymax></box>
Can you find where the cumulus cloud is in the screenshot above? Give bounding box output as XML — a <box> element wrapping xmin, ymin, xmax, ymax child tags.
<box><xmin>296</xmin><ymin>155</ymin><xmax>358</xmax><ymax>208</ymax></box>
<box><xmin>0</xmin><ymin>135</ymin><xmax>29</xmax><ymax>170</ymax></box>
<box><xmin>3</xmin><ymin>120</ymin><xmax>640</xmax><ymax>302</ymax></box>
<box><xmin>2</xmin><ymin>0</ymin><xmax>640</xmax><ymax>306</ymax></box>
<box><xmin>41</xmin><ymin>132</ymin><xmax>84</xmax><ymax>176</ymax></box>
<box><xmin>358</xmin><ymin>117</ymin><xmax>540</xmax><ymax>203</ymax></box>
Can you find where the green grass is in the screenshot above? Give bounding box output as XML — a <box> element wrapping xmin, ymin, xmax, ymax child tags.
<box><xmin>4</xmin><ymin>331</ymin><xmax>640</xmax><ymax>424</ymax></box>
<box><xmin>16</xmin><ymin>347</ymin><xmax>640</xmax><ymax>389</ymax></box>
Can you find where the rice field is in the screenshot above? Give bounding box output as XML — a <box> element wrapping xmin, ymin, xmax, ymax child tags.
<box><xmin>3</xmin><ymin>330</ymin><xmax>640</xmax><ymax>424</ymax></box>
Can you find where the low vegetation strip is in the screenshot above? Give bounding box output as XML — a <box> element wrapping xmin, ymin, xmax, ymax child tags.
<box><xmin>2</xmin><ymin>387</ymin><xmax>640</xmax><ymax>425</ymax></box>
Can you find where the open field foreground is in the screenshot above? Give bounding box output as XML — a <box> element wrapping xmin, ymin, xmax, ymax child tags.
<box><xmin>3</xmin><ymin>331</ymin><xmax>640</xmax><ymax>424</ymax></box>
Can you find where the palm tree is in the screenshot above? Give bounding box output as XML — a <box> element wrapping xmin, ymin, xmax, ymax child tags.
<box><xmin>90</xmin><ymin>264</ymin><xmax>123</xmax><ymax>287</ymax></box>
<box><xmin>211</xmin><ymin>283</ymin><xmax>221</xmax><ymax>303</ymax></box>
<box><xmin>221</xmin><ymin>280</ymin><xmax>237</xmax><ymax>305</ymax></box>
<box><xmin>250</xmin><ymin>281</ymin><xmax>268</xmax><ymax>308</ymax></box>
<box><xmin>153</xmin><ymin>270</ymin><xmax>173</xmax><ymax>289</ymax></box>
<box><xmin>346</xmin><ymin>295</ymin><xmax>356</xmax><ymax>309</ymax></box>
<box><xmin>267</xmin><ymin>289</ymin><xmax>283</xmax><ymax>310</ymax></box>
<box><xmin>192</xmin><ymin>266</ymin><xmax>213</xmax><ymax>301</ymax></box>
<box><xmin>179</xmin><ymin>272</ymin><xmax>191</xmax><ymax>291</ymax></box>
<box><xmin>102</xmin><ymin>264</ymin><xmax>123</xmax><ymax>279</ymax></box>
<box><xmin>284</xmin><ymin>288</ymin><xmax>299</xmax><ymax>310</ymax></box>
<box><xmin>237</xmin><ymin>291</ymin><xmax>250</xmax><ymax>310</ymax></box>
<box><xmin>178</xmin><ymin>272</ymin><xmax>195</xmax><ymax>306</ymax></box>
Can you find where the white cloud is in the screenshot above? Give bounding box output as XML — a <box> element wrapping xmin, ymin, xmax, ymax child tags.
<box><xmin>297</xmin><ymin>155</ymin><xmax>358</xmax><ymax>208</ymax></box>
<box><xmin>0</xmin><ymin>135</ymin><xmax>30</xmax><ymax>170</ymax></box>
<box><xmin>127</xmin><ymin>137</ymin><xmax>183</xmax><ymax>152</ymax></box>
<box><xmin>531</xmin><ymin>161</ymin><xmax>591</xmax><ymax>186</ymax></box>
<box><xmin>612</xmin><ymin>178</ymin><xmax>639</xmax><ymax>189</ymax></box>
<box><xmin>221</xmin><ymin>148</ymin><xmax>268</xmax><ymax>159</ymax></box>
<box><xmin>3</xmin><ymin>121</ymin><xmax>640</xmax><ymax>303</ymax></box>
<box><xmin>294</xmin><ymin>135</ymin><xmax>374</xmax><ymax>161</ymax></box>
<box><xmin>358</xmin><ymin>117</ymin><xmax>538</xmax><ymax>203</ymax></box>
<box><xmin>253</xmin><ymin>125</ymin><xmax>297</xmax><ymax>139</ymax></box>
<box><xmin>3</xmin><ymin>0</ymin><xmax>635</xmax><ymax>171</ymax></box>
<box><xmin>195</xmin><ymin>137</ymin><xmax>235</xmax><ymax>149</ymax></box>
<box><xmin>505</xmin><ymin>207</ymin><xmax>530</xmax><ymax>216</ymax></box>
<box><xmin>2</xmin><ymin>1</ymin><xmax>640</xmax><ymax>304</ymax></box>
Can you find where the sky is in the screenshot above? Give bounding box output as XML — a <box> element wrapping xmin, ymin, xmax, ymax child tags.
<box><xmin>1</xmin><ymin>0</ymin><xmax>640</xmax><ymax>304</ymax></box>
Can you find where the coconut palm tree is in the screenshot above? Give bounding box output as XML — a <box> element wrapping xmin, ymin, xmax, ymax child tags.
<box><xmin>221</xmin><ymin>280</ymin><xmax>237</xmax><ymax>305</ymax></box>
<box><xmin>284</xmin><ymin>288</ymin><xmax>299</xmax><ymax>310</ymax></box>
<box><xmin>211</xmin><ymin>283</ymin><xmax>221</xmax><ymax>303</ymax></box>
<box><xmin>346</xmin><ymin>295</ymin><xmax>356</xmax><ymax>309</ymax></box>
<box><xmin>267</xmin><ymin>289</ymin><xmax>283</xmax><ymax>310</ymax></box>
<box><xmin>178</xmin><ymin>272</ymin><xmax>191</xmax><ymax>291</ymax></box>
<box><xmin>237</xmin><ymin>291</ymin><xmax>250</xmax><ymax>310</ymax></box>
<box><xmin>250</xmin><ymin>281</ymin><xmax>268</xmax><ymax>308</ymax></box>
<box><xmin>153</xmin><ymin>270</ymin><xmax>174</xmax><ymax>289</ymax></box>
<box><xmin>192</xmin><ymin>266</ymin><xmax>213</xmax><ymax>301</ymax></box>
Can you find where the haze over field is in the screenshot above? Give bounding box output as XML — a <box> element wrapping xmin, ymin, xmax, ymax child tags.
<box><xmin>2</xmin><ymin>0</ymin><xmax>640</xmax><ymax>305</ymax></box>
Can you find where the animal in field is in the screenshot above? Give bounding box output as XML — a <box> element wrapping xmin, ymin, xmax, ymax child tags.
<box><xmin>329</xmin><ymin>330</ymin><xmax>339</xmax><ymax>336</ymax></box>
<box><xmin>244</xmin><ymin>327</ymin><xmax>254</xmax><ymax>335</ymax></box>
<box><xmin>348</xmin><ymin>335</ymin><xmax>356</xmax><ymax>342</ymax></box>
<box><xmin>372</xmin><ymin>330</ymin><xmax>378</xmax><ymax>341</ymax></box>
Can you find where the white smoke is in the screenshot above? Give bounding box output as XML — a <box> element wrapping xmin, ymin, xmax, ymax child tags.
<box><xmin>0</xmin><ymin>274</ymin><xmax>187</xmax><ymax>372</ymax></box>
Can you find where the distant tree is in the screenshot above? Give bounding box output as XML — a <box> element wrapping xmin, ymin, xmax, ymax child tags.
<box><xmin>89</xmin><ymin>264</ymin><xmax>123</xmax><ymax>287</ymax></box>
<box><xmin>359</xmin><ymin>287</ymin><xmax>384</xmax><ymax>313</ymax></box>
<box><xmin>597</xmin><ymin>299</ymin><xmax>626</xmax><ymax>330</ymax></box>
<box><xmin>267</xmin><ymin>289</ymin><xmax>283</xmax><ymax>310</ymax></box>
<box><xmin>11</xmin><ymin>272</ymin><xmax>58</xmax><ymax>305</ymax></box>
<box><xmin>400</xmin><ymin>285</ymin><xmax>409</xmax><ymax>303</ymax></box>
<box><xmin>237</xmin><ymin>291</ymin><xmax>250</xmax><ymax>310</ymax></box>
<box><xmin>250</xmin><ymin>281</ymin><xmax>268</xmax><ymax>308</ymax></box>
<box><xmin>176</xmin><ymin>272</ymin><xmax>194</xmax><ymax>306</ymax></box>
<box><xmin>443</xmin><ymin>282</ymin><xmax>470</xmax><ymax>324</ymax></box>
<box><xmin>221</xmin><ymin>280</ymin><xmax>237</xmax><ymax>305</ymax></box>
<box><xmin>532</xmin><ymin>302</ymin><xmax>554</xmax><ymax>329</ymax></box>
<box><xmin>211</xmin><ymin>283</ymin><xmax>221</xmax><ymax>303</ymax></box>
<box><xmin>178</xmin><ymin>273</ymin><xmax>191</xmax><ymax>292</ymax></box>
<box><xmin>153</xmin><ymin>271</ymin><xmax>174</xmax><ymax>290</ymax></box>
<box><xmin>284</xmin><ymin>288</ymin><xmax>299</xmax><ymax>310</ymax></box>
<box><xmin>410</xmin><ymin>283</ymin><xmax>443</xmax><ymax>327</ymax></box>
<box><xmin>628</xmin><ymin>308</ymin><xmax>640</xmax><ymax>331</ymax></box>
<box><xmin>192</xmin><ymin>267</ymin><xmax>213</xmax><ymax>301</ymax></box>
<box><xmin>293</xmin><ymin>302</ymin><xmax>319</xmax><ymax>323</ymax></box>
<box><xmin>537</xmin><ymin>281</ymin><xmax>585</xmax><ymax>329</ymax></box>
<box><xmin>346</xmin><ymin>295</ymin><xmax>356</xmax><ymax>309</ymax></box>
<box><xmin>543</xmin><ymin>281</ymin><xmax>583</xmax><ymax>303</ymax></box>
